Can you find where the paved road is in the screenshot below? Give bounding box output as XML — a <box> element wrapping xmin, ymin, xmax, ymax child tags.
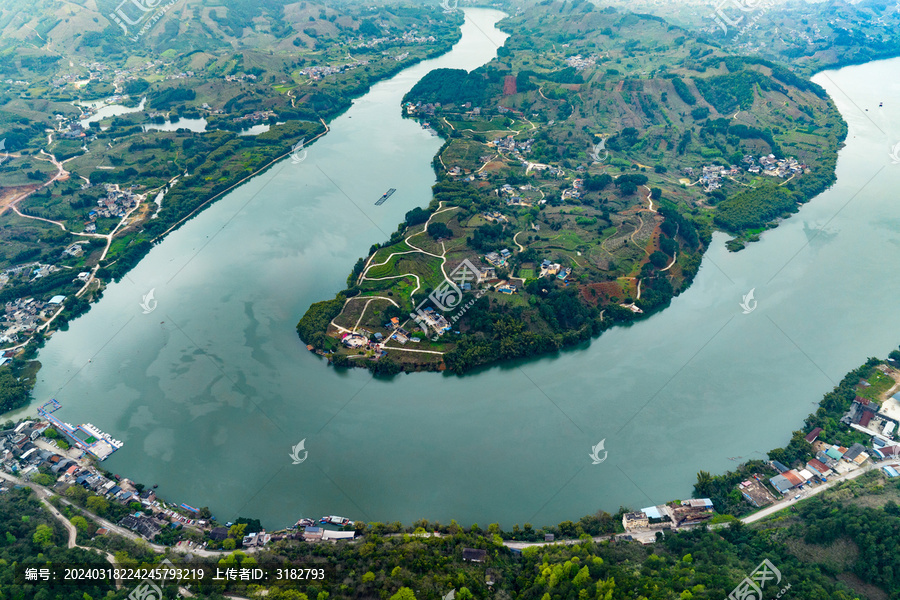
<box><xmin>0</xmin><ymin>470</ymin><xmax>256</xmax><ymax>558</ymax></box>
<box><xmin>501</xmin><ymin>459</ymin><xmax>897</xmax><ymax>549</ymax></box>
<box><xmin>741</xmin><ymin>458</ymin><xmax>896</xmax><ymax>524</ymax></box>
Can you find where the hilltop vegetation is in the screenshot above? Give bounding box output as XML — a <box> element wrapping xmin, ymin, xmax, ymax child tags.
<box><xmin>607</xmin><ymin>0</ymin><xmax>900</xmax><ymax>75</ymax></box>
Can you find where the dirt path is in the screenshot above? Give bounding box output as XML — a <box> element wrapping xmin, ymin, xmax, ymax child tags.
<box><xmin>513</xmin><ymin>231</ymin><xmax>526</xmax><ymax>252</ymax></box>
<box><xmin>350</xmin><ymin>296</ymin><xmax>400</xmax><ymax>333</ymax></box>
<box><xmin>642</xmin><ymin>185</ymin><xmax>657</xmax><ymax>213</ymax></box>
<box><xmin>629</xmin><ymin>214</ymin><xmax>650</xmax><ymax>256</ymax></box>
<box><xmin>476</xmin><ymin>154</ymin><xmax>498</xmax><ymax>173</ymax></box>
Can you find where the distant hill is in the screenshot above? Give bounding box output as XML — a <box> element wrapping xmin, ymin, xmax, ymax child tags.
<box><xmin>0</xmin><ymin>0</ymin><xmax>453</xmax><ymax>66</ymax></box>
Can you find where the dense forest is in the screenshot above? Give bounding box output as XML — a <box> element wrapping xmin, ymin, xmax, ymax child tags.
<box><xmin>403</xmin><ymin>68</ymin><xmax>502</xmax><ymax>106</ymax></box>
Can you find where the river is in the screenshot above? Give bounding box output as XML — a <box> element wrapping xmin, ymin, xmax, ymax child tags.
<box><xmin>17</xmin><ymin>10</ymin><xmax>900</xmax><ymax>529</ymax></box>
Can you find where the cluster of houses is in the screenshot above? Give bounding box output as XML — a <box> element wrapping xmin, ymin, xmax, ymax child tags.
<box><xmin>1</xmin><ymin>296</ymin><xmax>65</xmax><ymax>346</ymax></box>
<box><xmin>540</xmin><ymin>259</ymin><xmax>571</xmax><ymax>281</ymax></box>
<box><xmin>91</xmin><ymin>185</ymin><xmax>141</xmax><ymax>220</ymax></box>
<box><xmin>622</xmin><ymin>498</ymin><xmax>715</xmax><ymax>532</ymax></box>
<box><xmin>484</xmin><ymin>249</ymin><xmax>512</xmax><ymax>268</ymax></box>
<box><xmin>841</xmin><ymin>393</ymin><xmax>899</xmax><ymax>440</ymax></box>
<box><xmin>691</xmin><ymin>164</ymin><xmax>739</xmax><ymax>192</ymax></box>
<box><xmin>489</xmin><ymin>134</ymin><xmax>534</xmax><ymax>157</ymax></box>
<box><xmin>764</xmin><ymin>428</ymin><xmax>879</xmax><ymax>497</ymax></box>
<box><xmin>405</xmin><ymin>101</ymin><xmax>440</xmax><ymax>117</ymax></box>
<box><xmin>2</xmin><ymin>416</ymin><xmax>358</xmax><ymax>550</ymax></box>
<box><xmin>740</xmin><ymin>370</ymin><xmax>900</xmax><ymax>506</ymax></box>
<box><xmin>1</xmin><ymin>420</ymin><xmax>141</xmax><ymax>504</ymax></box>
<box><xmin>744</xmin><ymin>154</ymin><xmax>807</xmax><ymax>178</ymax></box>
<box><xmin>383</xmin><ymin>316</ymin><xmax>424</xmax><ymax>343</ymax></box>
<box><xmin>561</xmin><ymin>177</ymin><xmax>583</xmax><ymax>201</ymax></box>
<box><xmin>690</xmin><ymin>155</ymin><xmax>809</xmax><ymax>192</ymax></box>
<box><xmin>301</xmin><ymin>60</ymin><xmax>369</xmax><ymax>81</ymax></box>
<box><xmin>496</xmin><ymin>184</ymin><xmax>534</xmax><ymax>207</ymax></box>
<box><xmin>233</xmin><ymin>110</ymin><xmax>276</xmax><ymax>125</ymax></box>
<box><xmin>0</xmin><ymin>263</ymin><xmax>49</xmax><ymax>290</ymax></box>
<box><xmin>482</xmin><ymin>211</ymin><xmax>509</xmax><ymax>223</ymax></box>
<box><xmin>58</xmin><ymin>122</ymin><xmax>88</xmax><ymax>140</ymax></box>
<box><xmin>1</xmin><ymin>418</ymin><xmax>218</xmax><ymax>543</ymax></box>
<box><xmin>353</xmin><ymin>30</ymin><xmax>437</xmax><ymax>49</ymax></box>
<box><xmin>407</xmin><ymin>308</ymin><xmax>450</xmax><ymax>337</ymax></box>
<box><xmin>565</xmin><ymin>54</ymin><xmax>598</xmax><ymax>71</ymax></box>
<box><xmin>51</xmin><ymin>58</ymin><xmax>164</xmax><ymax>95</ymax></box>
<box><xmin>224</xmin><ymin>73</ymin><xmax>257</xmax><ymax>83</ymax></box>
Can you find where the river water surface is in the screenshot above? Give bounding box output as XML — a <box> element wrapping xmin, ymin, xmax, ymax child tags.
<box><xmin>19</xmin><ymin>10</ymin><xmax>900</xmax><ymax>528</ymax></box>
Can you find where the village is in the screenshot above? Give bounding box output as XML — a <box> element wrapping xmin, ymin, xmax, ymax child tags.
<box><xmin>0</xmin><ymin>295</ymin><xmax>67</xmax><ymax>348</ymax></box>
<box><xmin>0</xmin><ymin>181</ymin><xmax>151</xmax><ymax>352</ymax></box>
<box><xmin>687</xmin><ymin>154</ymin><xmax>809</xmax><ymax>192</ymax></box>
<box><xmin>0</xmin><ymin>406</ymin><xmax>358</xmax><ymax>552</ymax></box>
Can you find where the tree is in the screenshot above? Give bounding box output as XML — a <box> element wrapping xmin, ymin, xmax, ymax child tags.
<box><xmin>0</xmin><ymin>367</ymin><xmax>29</xmax><ymax>413</ymax></box>
<box><xmin>390</xmin><ymin>588</ymin><xmax>417</xmax><ymax>600</ymax></box>
<box><xmin>86</xmin><ymin>496</ymin><xmax>109</xmax><ymax>515</ymax></box>
<box><xmin>229</xmin><ymin>523</ymin><xmax>247</xmax><ymax>539</ymax></box>
<box><xmin>31</xmin><ymin>474</ymin><xmax>54</xmax><ymax>486</ymax></box>
<box><xmin>427</xmin><ymin>222</ymin><xmax>452</xmax><ymax>239</ymax></box>
<box><xmin>649</xmin><ymin>251</ymin><xmax>669</xmax><ymax>268</ymax></box>
<box><xmin>70</xmin><ymin>516</ymin><xmax>89</xmax><ymax>533</ymax></box>
<box><xmin>222</xmin><ymin>538</ymin><xmax>236</xmax><ymax>550</ymax></box>
<box><xmin>65</xmin><ymin>486</ymin><xmax>87</xmax><ymax>503</ymax></box>
<box><xmin>33</xmin><ymin>524</ymin><xmax>54</xmax><ymax>547</ymax></box>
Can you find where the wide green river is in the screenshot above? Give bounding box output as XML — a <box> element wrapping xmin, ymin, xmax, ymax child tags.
<box><xmin>16</xmin><ymin>9</ymin><xmax>900</xmax><ymax>528</ymax></box>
